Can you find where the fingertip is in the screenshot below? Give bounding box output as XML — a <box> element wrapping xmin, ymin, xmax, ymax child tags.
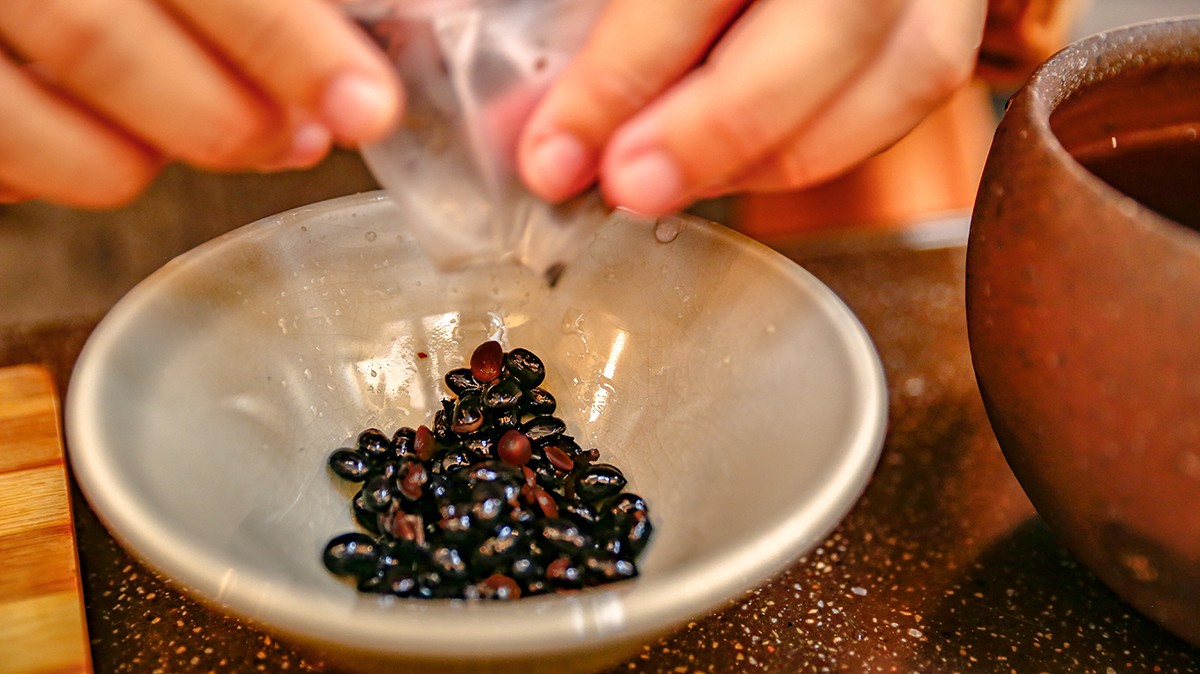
<box><xmin>600</xmin><ymin>147</ymin><xmax>686</xmax><ymax>216</ymax></box>
<box><xmin>519</xmin><ymin>130</ymin><xmax>597</xmax><ymax>203</ymax></box>
<box><xmin>319</xmin><ymin>70</ymin><xmax>402</xmax><ymax>144</ymax></box>
<box><xmin>260</xmin><ymin>121</ymin><xmax>333</xmax><ymax>171</ymax></box>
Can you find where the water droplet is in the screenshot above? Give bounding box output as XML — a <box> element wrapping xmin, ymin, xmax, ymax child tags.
<box><xmin>654</xmin><ymin>218</ymin><xmax>683</xmax><ymax>243</ymax></box>
<box><xmin>277</xmin><ymin>318</ymin><xmax>288</xmax><ymax>335</ymax></box>
<box><xmin>1187</xmin><ymin>128</ymin><xmax>1198</xmax><ymax>141</ymax></box>
<box><xmin>303</xmin><ymin>369</ymin><xmax>313</xmax><ymax>381</ymax></box>
<box><xmin>365</xmin><ymin>231</ymin><xmax>377</xmax><ymax>242</ymax></box>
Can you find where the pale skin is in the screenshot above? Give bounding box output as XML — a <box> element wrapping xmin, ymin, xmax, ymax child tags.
<box><xmin>0</xmin><ymin>0</ymin><xmax>987</xmax><ymax>216</ymax></box>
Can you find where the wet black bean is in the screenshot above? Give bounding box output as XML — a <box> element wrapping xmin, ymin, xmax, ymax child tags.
<box><xmin>539</xmin><ymin>518</ymin><xmax>591</xmax><ymax>553</ymax></box>
<box><xmin>582</xmin><ymin>550</ymin><xmax>637</xmax><ymax>583</ymax></box>
<box><xmin>444</xmin><ymin>368</ymin><xmax>480</xmax><ymax>396</ymax></box>
<box><xmin>353</xmin><ymin>492</ymin><xmax>381</xmax><ymax>535</ymax></box>
<box><xmin>391</xmin><ymin>426</ymin><xmax>417</xmax><ymax>459</ymax></box>
<box><xmin>323</xmin><ymin>342</ymin><xmax>652</xmax><ymax>600</ymax></box>
<box><xmin>520</xmin><ymin>415</ymin><xmax>566</xmax><ymax>445</ymax></box>
<box><xmin>323</xmin><ymin>532</ymin><xmax>380</xmax><ymax>578</ymax></box>
<box><xmin>439</xmin><ymin>448</ymin><xmax>474</xmax><ymax>475</ymax></box>
<box><xmin>483</xmin><ymin>376</ymin><xmax>523</xmax><ymax>408</ymax></box>
<box><xmin>557</xmin><ymin>498</ymin><xmax>597</xmax><ymax>527</ymax></box>
<box><xmin>504</xmin><ymin>348</ymin><xmax>545</xmax><ymax>389</ymax></box>
<box><xmin>360</xmin><ymin>475</ymin><xmax>395</xmax><ymax>512</ymax></box>
<box><xmin>572</xmin><ymin>464</ymin><xmax>627</xmax><ymax>503</ymax></box>
<box><xmin>329</xmin><ymin>447</ymin><xmax>372</xmax><ymax>481</ymax></box>
<box><xmin>356</xmin><ymin>428</ymin><xmax>392</xmax><ymax>462</ymax></box>
<box><xmin>606</xmin><ymin>493</ymin><xmax>649</xmax><ymax>519</ymax></box>
<box><xmin>451</xmin><ymin>390</ymin><xmax>485</xmax><ymax>434</ymax></box>
<box><xmin>521</xmin><ymin>387</ymin><xmax>556</xmax><ymax>415</ymax></box>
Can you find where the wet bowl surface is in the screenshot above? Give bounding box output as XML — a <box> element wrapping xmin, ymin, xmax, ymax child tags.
<box><xmin>66</xmin><ymin>192</ymin><xmax>886</xmax><ymax>673</ymax></box>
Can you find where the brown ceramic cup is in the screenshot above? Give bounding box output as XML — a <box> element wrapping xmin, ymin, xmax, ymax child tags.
<box><xmin>966</xmin><ymin>18</ymin><xmax>1200</xmax><ymax>645</ymax></box>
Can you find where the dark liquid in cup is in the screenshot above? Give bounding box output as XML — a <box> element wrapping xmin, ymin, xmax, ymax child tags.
<box><xmin>1075</xmin><ymin>131</ymin><xmax>1200</xmax><ymax>230</ymax></box>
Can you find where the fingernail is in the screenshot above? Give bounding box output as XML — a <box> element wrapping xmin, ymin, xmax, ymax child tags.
<box><xmin>268</xmin><ymin>122</ymin><xmax>333</xmax><ymax>170</ymax></box>
<box><xmin>321</xmin><ymin>71</ymin><xmax>399</xmax><ymax>142</ymax></box>
<box><xmin>605</xmin><ymin>150</ymin><xmax>684</xmax><ymax>216</ymax></box>
<box><xmin>524</xmin><ymin>132</ymin><xmax>594</xmax><ymax>201</ymax></box>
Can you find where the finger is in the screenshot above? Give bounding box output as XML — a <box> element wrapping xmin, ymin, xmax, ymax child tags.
<box><xmin>598</xmin><ymin>0</ymin><xmax>906</xmax><ymax>216</ymax></box>
<box><xmin>162</xmin><ymin>0</ymin><xmax>401</xmax><ymax>145</ymax></box>
<box><xmin>0</xmin><ymin>0</ymin><xmax>291</xmax><ymax>170</ymax></box>
<box><xmin>0</xmin><ymin>57</ymin><xmax>160</xmax><ymax>208</ymax></box>
<box><xmin>518</xmin><ymin>0</ymin><xmax>749</xmax><ymax>202</ymax></box>
<box><xmin>716</xmin><ymin>0</ymin><xmax>987</xmax><ymax>194</ymax></box>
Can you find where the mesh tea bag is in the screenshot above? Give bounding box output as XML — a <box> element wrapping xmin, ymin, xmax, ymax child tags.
<box><xmin>341</xmin><ymin>0</ymin><xmax>610</xmax><ymax>282</ymax></box>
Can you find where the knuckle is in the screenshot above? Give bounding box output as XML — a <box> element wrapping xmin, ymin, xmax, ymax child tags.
<box><xmin>575</xmin><ymin>60</ymin><xmax>661</xmax><ymax>120</ymax></box>
<box><xmin>29</xmin><ymin>0</ymin><xmax>129</xmax><ymax>90</ymax></box>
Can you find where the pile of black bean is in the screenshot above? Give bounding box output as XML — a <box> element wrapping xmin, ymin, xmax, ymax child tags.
<box><xmin>322</xmin><ymin>341</ymin><xmax>653</xmax><ymax>600</ymax></box>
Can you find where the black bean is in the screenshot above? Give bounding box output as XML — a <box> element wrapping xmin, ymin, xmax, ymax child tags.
<box><xmin>322</xmin><ymin>341</ymin><xmax>652</xmax><ymax>600</ymax></box>
<box><xmin>572</xmin><ymin>464</ymin><xmax>627</xmax><ymax>503</ymax></box>
<box><xmin>538</xmin><ymin>518</ymin><xmax>591</xmax><ymax>553</ymax></box>
<box><xmin>359</xmin><ymin>475</ymin><xmax>394</xmax><ymax>512</ymax></box>
<box><xmin>444</xmin><ymin>368</ymin><xmax>480</xmax><ymax>396</ymax></box>
<box><xmin>451</xmin><ymin>390</ymin><xmax>485</xmax><ymax>434</ymax></box>
<box><xmin>521</xmin><ymin>387</ymin><xmax>556</xmax><ymax>415</ymax></box>
<box><xmin>504</xmin><ymin>348</ymin><xmax>545</xmax><ymax>389</ymax></box>
<box><xmin>483</xmin><ymin>376</ymin><xmax>523</xmax><ymax>408</ymax></box>
<box><xmin>391</xmin><ymin>426</ymin><xmax>416</xmax><ymax>459</ymax></box>
<box><xmin>582</xmin><ymin>549</ymin><xmax>638</xmax><ymax>583</ymax></box>
<box><xmin>356</xmin><ymin>428</ymin><xmax>392</xmax><ymax>462</ymax></box>
<box><xmin>520</xmin><ymin>415</ymin><xmax>566</xmax><ymax>445</ymax></box>
<box><xmin>323</xmin><ymin>532</ymin><xmax>380</xmax><ymax>578</ymax></box>
<box><xmin>328</xmin><ymin>447</ymin><xmax>372</xmax><ymax>481</ymax></box>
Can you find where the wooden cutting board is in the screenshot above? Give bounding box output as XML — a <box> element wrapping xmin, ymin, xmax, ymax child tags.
<box><xmin>0</xmin><ymin>365</ymin><xmax>92</xmax><ymax>673</ymax></box>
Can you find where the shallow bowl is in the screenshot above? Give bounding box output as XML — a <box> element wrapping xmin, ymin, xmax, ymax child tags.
<box><xmin>67</xmin><ymin>192</ymin><xmax>886</xmax><ymax>673</ymax></box>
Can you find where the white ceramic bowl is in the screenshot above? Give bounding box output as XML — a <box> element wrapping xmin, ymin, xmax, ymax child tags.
<box><xmin>66</xmin><ymin>192</ymin><xmax>886</xmax><ymax>673</ymax></box>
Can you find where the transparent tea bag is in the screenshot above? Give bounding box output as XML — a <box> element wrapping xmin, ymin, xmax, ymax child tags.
<box><xmin>341</xmin><ymin>0</ymin><xmax>610</xmax><ymax>283</ymax></box>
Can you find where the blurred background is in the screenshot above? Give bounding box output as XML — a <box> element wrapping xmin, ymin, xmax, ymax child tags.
<box><xmin>1</xmin><ymin>0</ymin><xmax>1197</xmax><ymax>328</ymax></box>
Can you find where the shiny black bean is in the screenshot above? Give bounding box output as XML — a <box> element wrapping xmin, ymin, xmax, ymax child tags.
<box><xmin>381</xmin><ymin>567</ymin><xmax>420</xmax><ymax>597</ymax></box>
<box><xmin>558</xmin><ymin>498</ymin><xmax>597</xmax><ymax>527</ymax></box>
<box><xmin>444</xmin><ymin>368</ymin><xmax>480</xmax><ymax>395</ymax></box>
<box><xmin>356</xmin><ymin>428</ymin><xmax>392</xmax><ymax>462</ymax></box>
<box><xmin>328</xmin><ymin>447</ymin><xmax>372</xmax><ymax>481</ymax></box>
<box><xmin>429</xmin><ymin>546</ymin><xmax>469</xmax><ymax>580</ymax></box>
<box><xmin>483</xmin><ymin>376</ymin><xmax>523</xmax><ymax>408</ymax></box>
<box><xmin>504</xmin><ymin>348</ymin><xmax>545</xmax><ymax>389</ymax></box>
<box><xmin>606</xmin><ymin>493</ymin><xmax>649</xmax><ymax>519</ymax></box>
<box><xmin>538</xmin><ymin>518</ymin><xmax>591</xmax><ymax>553</ymax></box>
<box><xmin>572</xmin><ymin>464</ymin><xmax>627</xmax><ymax>503</ymax></box>
<box><xmin>360</xmin><ymin>475</ymin><xmax>394</xmax><ymax>512</ymax></box>
<box><xmin>353</xmin><ymin>492</ymin><xmax>381</xmax><ymax>535</ymax></box>
<box><xmin>451</xmin><ymin>390</ymin><xmax>485</xmax><ymax>434</ymax></box>
<box><xmin>392</xmin><ymin>426</ymin><xmax>417</xmax><ymax>459</ymax></box>
<box><xmin>582</xmin><ymin>549</ymin><xmax>637</xmax><ymax>584</ymax></box>
<box><xmin>439</xmin><ymin>448</ymin><xmax>474</xmax><ymax>475</ymax></box>
<box><xmin>323</xmin><ymin>532</ymin><xmax>380</xmax><ymax>578</ymax></box>
<box><xmin>520</xmin><ymin>415</ymin><xmax>566</xmax><ymax>444</ymax></box>
<box><xmin>520</xmin><ymin>387</ymin><xmax>556</xmax><ymax>415</ymax></box>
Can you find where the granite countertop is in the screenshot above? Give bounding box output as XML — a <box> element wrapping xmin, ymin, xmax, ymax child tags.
<box><xmin>4</xmin><ymin>222</ymin><xmax>1198</xmax><ymax>673</ymax></box>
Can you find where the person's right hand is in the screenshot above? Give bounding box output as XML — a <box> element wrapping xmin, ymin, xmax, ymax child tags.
<box><xmin>518</xmin><ymin>0</ymin><xmax>988</xmax><ymax>217</ymax></box>
<box><xmin>0</xmin><ymin>0</ymin><xmax>402</xmax><ymax>208</ymax></box>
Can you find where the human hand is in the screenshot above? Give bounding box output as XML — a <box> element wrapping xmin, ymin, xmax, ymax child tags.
<box><xmin>0</xmin><ymin>0</ymin><xmax>401</xmax><ymax>208</ymax></box>
<box><xmin>517</xmin><ymin>0</ymin><xmax>988</xmax><ymax>216</ymax></box>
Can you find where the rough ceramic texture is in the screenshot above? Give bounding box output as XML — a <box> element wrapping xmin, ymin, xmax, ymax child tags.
<box><xmin>64</xmin><ymin>192</ymin><xmax>886</xmax><ymax>673</ymax></box>
<box><xmin>966</xmin><ymin>18</ymin><xmax>1200</xmax><ymax>646</ymax></box>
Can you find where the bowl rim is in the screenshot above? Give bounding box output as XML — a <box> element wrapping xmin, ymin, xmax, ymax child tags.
<box><xmin>65</xmin><ymin>191</ymin><xmax>888</xmax><ymax>658</ymax></box>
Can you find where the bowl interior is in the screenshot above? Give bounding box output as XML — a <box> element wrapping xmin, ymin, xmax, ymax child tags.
<box><xmin>1050</xmin><ymin>60</ymin><xmax>1200</xmax><ymax>230</ymax></box>
<box><xmin>66</xmin><ymin>193</ymin><xmax>885</xmax><ymax>657</ymax></box>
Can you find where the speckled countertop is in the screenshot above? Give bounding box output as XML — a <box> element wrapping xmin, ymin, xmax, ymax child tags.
<box><xmin>3</xmin><ymin>228</ymin><xmax>1199</xmax><ymax>673</ymax></box>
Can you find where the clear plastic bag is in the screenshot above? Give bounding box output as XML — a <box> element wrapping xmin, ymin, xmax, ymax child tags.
<box><xmin>340</xmin><ymin>0</ymin><xmax>610</xmax><ymax>283</ymax></box>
